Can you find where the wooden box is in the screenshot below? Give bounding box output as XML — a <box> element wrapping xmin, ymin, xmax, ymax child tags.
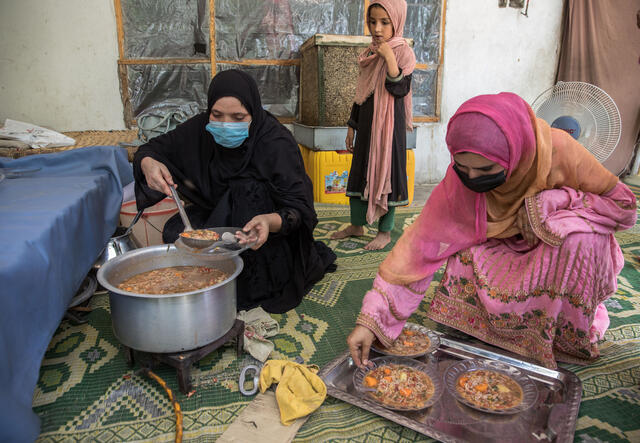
<box><xmin>299</xmin><ymin>34</ymin><xmax>413</xmax><ymax>127</ymax></box>
<box><xmin>299</xmin><ymin>34</ymin><xmax>373</xmax><ymax>127</ymax></box>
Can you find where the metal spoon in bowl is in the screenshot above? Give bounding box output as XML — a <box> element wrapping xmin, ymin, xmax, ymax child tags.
<box><xmin>200</xmin><ymin>231</ymin><xmax>242</xmax><ymax>253</ymax></box>
<box><xmin>169</xmin><ymin>186</ymin><xmax>218</xmax><ymax>249</ymax></box>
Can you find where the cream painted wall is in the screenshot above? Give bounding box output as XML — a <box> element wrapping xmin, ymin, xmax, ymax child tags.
<box><xmin>0</xmin><ymin>1</ymin><xmax>125</xmax><ymax>131</ymax></box>
<box><xmin>0</xmin><ymin>1</ymin><xmax>563</xmax><ymax>182</ymax></box>
<box><xmin>415</xmin><ymin>1</ymin><xmax>564</xmax><ymax>182</ymax></box>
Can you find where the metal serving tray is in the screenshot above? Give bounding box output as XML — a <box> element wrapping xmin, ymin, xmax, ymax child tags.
<box><xmin>318</xmin><ymin>334</ymin><xmax>582</xmax><ymax>442</ymax></box>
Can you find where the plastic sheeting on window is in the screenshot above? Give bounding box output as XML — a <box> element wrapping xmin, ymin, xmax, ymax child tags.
<box><xmin>127</xmin><ymin>64</ymin><xmax>211</xmax><ymax>117</ymax></box>
<box><xmin>122</xmin><ymin>0</ymin><xmax>209</xmax><ymax>58</ymax></box>
<box><xmin>215</xmin><ymin>0</ymin><xmax>364</xmax><ymax>60</ymax></box>
<box><xmin>406</xmin><ymin>0</ymin><xmax>442</xmax><ymax>64</ymax></box>
<box><xmin>216</xmin><ymin>64</ymin><xmax>299</xmax><ymax>117</ymax></box>
<box><xmin>412</xmin><ymin>68</ymin><xmax>438</xmax><ymax>116</ymax></box>
<box><xmin>120</xmin><ymin>0</ymin><xmax>443</xmax><ymax>119</ymax></box>
<box><xmin>214</xmin><ymin>0</ymin><xmax>441</xmax><ymax>63</ymax></box>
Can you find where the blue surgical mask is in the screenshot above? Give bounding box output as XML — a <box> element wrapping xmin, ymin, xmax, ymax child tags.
<box><xmin>205</xmin><ymin>121</ymin><xmax>250</xmax><ymax>148</ymax></box>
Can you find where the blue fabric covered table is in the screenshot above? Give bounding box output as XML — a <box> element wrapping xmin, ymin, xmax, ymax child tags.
<box><xmin>0</xmin><ymin>146</ymin><xmax>133</xmax><ymax>442</ymax></box>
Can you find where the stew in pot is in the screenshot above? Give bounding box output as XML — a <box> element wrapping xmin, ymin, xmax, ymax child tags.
<box><xmin>118</xmin><ymin>266</ymin><xmax>229</xmax><ymax>294</ymax></box>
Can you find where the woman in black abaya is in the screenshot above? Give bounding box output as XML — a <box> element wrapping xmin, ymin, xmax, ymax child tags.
<box><xmin>133</xmin><ymin>69</ymin><xmax>337</xmax><ymax>313</ymax></box>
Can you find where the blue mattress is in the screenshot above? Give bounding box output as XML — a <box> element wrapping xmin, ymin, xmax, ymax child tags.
<box><xmin>0</xmin><ymin>146</ymin><xmax>133</xmax><ymax>442</ymax></box>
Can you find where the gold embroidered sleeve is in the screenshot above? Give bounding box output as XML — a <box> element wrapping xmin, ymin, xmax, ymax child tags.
<box><xmin>355</xmin><ymin>313</ymin><xmax>394</xmax><ymax>348</ymax></box>
<box><xmin>526</xmin><ymin>194</ymin><xmax>564</xmax><ymax>247</ymax></box>
<box><xmin>403</xmin><ymin>282</ymin><xmax>428</xmax><ymax>296</ymax></box>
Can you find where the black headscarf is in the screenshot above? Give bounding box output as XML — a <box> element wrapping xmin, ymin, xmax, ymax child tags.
<box><xmin>134</xmin><ymin>69</ymin><xmax>317</xmax><ymax>233</ymax></box>
<box><xmin>207</xmin><ymin>69</ymin><xmax>262</xmax><ymax>120</ymax></box>
<box><xmin>206</xmin><ymin>69</ymin><xmax>266</xmax><ymax>179</ymax></box>
<box><xmin>133</xmin><ymin>69</ymin><xmax>336</xmax><ymax>313</ymax></box>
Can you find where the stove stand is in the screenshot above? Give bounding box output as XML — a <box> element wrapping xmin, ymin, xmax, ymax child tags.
<box><xmin>124</xmin><ymin>319</ymin><xmax>244</xmax><ymax>394</ymax></box>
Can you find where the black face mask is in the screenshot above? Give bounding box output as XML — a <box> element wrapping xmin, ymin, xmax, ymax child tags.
<box><xmin>453</xmin><ymin>164</ymin><xmax>506</xmax><ymax>193</ymax></box>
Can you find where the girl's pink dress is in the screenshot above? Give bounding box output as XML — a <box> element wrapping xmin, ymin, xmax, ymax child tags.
<box><xmin>357</xmin><ymin>182</ymin><xmax>636</xmax><ymax>368</ymax></box>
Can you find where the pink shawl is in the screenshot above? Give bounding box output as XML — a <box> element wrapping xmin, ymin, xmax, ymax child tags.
<box><xmin>379</xmin><ymin>92</ymin><xmax>619</xmax><ymax>285</ymax></box>
<box><xmin>354</xmin><ymin>0</ymin><xmax>416</xmax><ymax>224</ymax></box>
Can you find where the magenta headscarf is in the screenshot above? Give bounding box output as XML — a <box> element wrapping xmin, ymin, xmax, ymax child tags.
<box><xmin>354</xmin><ymin>0</ymin><xmax>416</xmax><ymax>224</ymax></box>
<box><xmin>379</xmin><ymin>92</ymin><xmax>538</xmax><ymax>285</ymax></box>
<box><xmin>445</xmin><ymin>93</ymin><xmax>536</xmax><ymax>180</ymax></box>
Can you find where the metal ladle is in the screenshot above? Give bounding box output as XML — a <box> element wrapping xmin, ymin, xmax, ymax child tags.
<box><xmin>169</xmin><ymin>186</ymin><xmax>217</xmax><ymax>249</ymax></box>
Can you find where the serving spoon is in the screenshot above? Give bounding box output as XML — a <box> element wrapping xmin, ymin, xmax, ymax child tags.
<box><xmin>199</xmin><ymin>231</ymin><xmax>242</xmax><ymax>253</ymax></box>
<box><xmin>169</xmin><ymin>186</ymin><xmax>242</xmax><ymax>250</ymax></box>
<box><xmin>169</xmin><ymin>186</ymin><xmax>218</xmax><ymax>249</ymax></box>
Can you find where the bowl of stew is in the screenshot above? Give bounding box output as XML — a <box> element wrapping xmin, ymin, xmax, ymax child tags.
<box><xmin>353</xmin><ymin>356</ymin><xmax>443</xmax><ymax>411</ymax></box>
<box><xmin>444</xmin><ymin>359</ymin><xmax>538</xmax><ymax>414</ymax></box>
<box><xmin>371</xmin><ymin>322</ymin><xmax>440</xmax><ymax>358</ymax></box>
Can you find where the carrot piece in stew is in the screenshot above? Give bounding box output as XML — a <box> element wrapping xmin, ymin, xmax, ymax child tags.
<box><xmin>364</xmin><ymin>376</ymin><xmax>378</xmax><ymax>387</ymax></box>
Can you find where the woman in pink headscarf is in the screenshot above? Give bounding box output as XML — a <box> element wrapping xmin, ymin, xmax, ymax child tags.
<box><xmin>347</xmin><ymin>92</ymin><xmax>637</xmax><ymax>368</ymax></box>
<box><xmin>331</xmin><ymin>0</ymin><xmax>416</xmax><ymax>250</ymax></box>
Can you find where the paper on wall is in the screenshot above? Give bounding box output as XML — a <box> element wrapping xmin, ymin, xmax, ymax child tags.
<box><xmin>0</xmin><ymin>119</ymin><xmax>75</xmax><ymax>149</ymax></box>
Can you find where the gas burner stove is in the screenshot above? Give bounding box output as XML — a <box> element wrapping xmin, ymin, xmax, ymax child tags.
<box><xmin>124</xmin><ymin>319</ymin><xmax>245</xmax><ymax>394</ymax></box>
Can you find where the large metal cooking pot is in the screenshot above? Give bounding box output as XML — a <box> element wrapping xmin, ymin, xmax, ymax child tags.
<box><xmin>97</xmin><ymin>244</ymin><xmax>243</xmax><ymax>353</ymax></box>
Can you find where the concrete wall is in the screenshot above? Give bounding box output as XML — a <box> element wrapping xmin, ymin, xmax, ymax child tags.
<box><xmin>0</xmin><ymin>1</ymin><xmax>563</xmax><ymax>181</ymax></box>
<box><xmin>0</xmin><ymin>1</ymin><xmax>125</xmax><ymax>131</ymax></box>
<box><xmin>415</xmin><ymin>1</ymin><xmax>564</xmax><ymax>183</ymax></box>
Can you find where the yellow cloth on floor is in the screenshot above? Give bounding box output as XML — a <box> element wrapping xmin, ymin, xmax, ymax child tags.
<box><xmin>258</xmin><ymin>360</ymin><xmax>327</xmax><ymax>425</ymax></box>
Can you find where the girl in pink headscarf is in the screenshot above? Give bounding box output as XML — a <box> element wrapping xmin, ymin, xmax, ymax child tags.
<box><xmin>347</xmin><ymin>92</ymin><xmax>637</xmax><ymax>368</ymax></box>
<box><xmin>331</xmin><ymin>0</ymin><xmax>416</xmax><ymax>250</ymax></box>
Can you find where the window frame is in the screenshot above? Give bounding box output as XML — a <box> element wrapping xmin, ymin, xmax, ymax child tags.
<box><xmin>113</xmin><ymin>0</ymin><xmax>446</xmax><ymax>127</ymax></box>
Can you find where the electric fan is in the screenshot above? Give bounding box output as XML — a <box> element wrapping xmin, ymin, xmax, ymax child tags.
<box><xmin>531</xmin><ymin>81</ymin><xmax>621</xmax><ymax>163</ymax></box>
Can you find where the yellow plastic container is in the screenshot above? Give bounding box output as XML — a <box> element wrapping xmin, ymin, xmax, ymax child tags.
<box><xmin>300</xmin><ymin>144</ymin><xmax>415</xmax><ymax>206</ymax></box>
<box><xmin>298</xmin><ymin>144</ymin><xmax>311</xmax><ymax>179</ymax></box>
<box><xmin>306</xmin><ymin>148</ymin><xmax>353</xmax><ymax>205</ymax></box>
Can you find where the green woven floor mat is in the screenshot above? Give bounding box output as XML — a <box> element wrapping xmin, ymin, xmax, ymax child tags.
<box><xmin>34</xmin><ymin>196</ymin><xmax>640</xmax><ymax>442</ymax></box>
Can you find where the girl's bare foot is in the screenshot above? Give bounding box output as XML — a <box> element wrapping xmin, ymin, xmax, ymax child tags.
<box><xmin>331</xmin><ymin>224</ymin><xmax>364</xmax><ymax>240</ymax></box>
<box><xmin>364</xmin><ymin>231</ymin><xmax>391</xmax><ymax>250</ymax></box>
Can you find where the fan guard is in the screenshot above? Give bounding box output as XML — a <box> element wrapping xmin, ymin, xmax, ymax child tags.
<box><xmin>531</xmin><ymin>81</ymin><xmax>621</xmax><ymax>163</ymax></box>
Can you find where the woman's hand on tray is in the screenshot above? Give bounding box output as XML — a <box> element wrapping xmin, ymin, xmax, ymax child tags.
<box><xmin>347</xmin><ymin>325</ymin><xmax>376</xmax><ymax>368</ymax></box>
